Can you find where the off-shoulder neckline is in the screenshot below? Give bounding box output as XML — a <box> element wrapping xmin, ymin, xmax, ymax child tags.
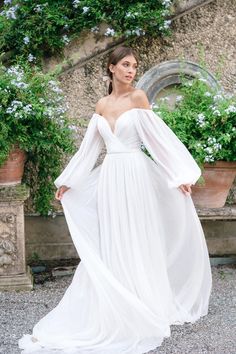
<box><xmin>93</xmin><ymin>108</ymin><xmax>152</xmax><ymax>134</ymax></box>
<box><xmin>93</xmin><ymin>107</ymin><xmax>152</xmax><ymax>121</ymax></box>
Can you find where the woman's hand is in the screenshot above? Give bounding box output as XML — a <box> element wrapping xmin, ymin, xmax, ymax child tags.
<box><xmin>55</xmin><ymin>185</ymin><xmax>70</xmax><ymax>201</ymax></box>
<box><xmin>178</xmin><ymin>183</ymin><xmax>192</xmax><ymax>196</ymax></box>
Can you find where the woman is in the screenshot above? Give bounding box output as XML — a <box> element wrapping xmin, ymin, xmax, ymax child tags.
<box><xmin>19</xmin><ymin>46</ymin><xmax>212</xmax><ymax>354</ymax></box>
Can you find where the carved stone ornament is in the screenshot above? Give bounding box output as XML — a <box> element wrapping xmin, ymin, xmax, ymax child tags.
<box><xmin>0</xmin><ymin>213</ymin><xmax>17</xmax><ymax>273</ymax></box>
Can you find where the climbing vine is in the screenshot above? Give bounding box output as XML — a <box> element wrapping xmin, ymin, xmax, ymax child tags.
<box><xmin>0</xmin><ymin>0</ymin><xmax>173</xmax><ymax>64</ymax></box>
<box><xmin>0</xmin><ymin>0</ymin><xmax>173</xmax><ymax>215</ymax></box>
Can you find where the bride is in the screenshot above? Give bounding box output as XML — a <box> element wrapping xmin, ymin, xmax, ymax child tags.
<box><xmin>19</xmin><ymin>46</ymin><xmax>212</xmax><ymax>354</ymax></box>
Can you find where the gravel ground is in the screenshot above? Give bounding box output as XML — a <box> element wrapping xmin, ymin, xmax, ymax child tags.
<box><xmin>0</xmin><ymin>265</ymin><xmax>235</xmax><ymax>354</ymax></box>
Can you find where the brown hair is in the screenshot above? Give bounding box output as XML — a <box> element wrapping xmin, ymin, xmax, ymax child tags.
<box><xmin>106</xmin><ymin>46</ymin><xmax>139</xmax><ymax>94</ymax></box>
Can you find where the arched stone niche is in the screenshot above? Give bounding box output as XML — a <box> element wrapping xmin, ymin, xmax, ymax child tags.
<box><xmin>136</xmin><ymin>60</ymin><xmax>220</xmax><ymax>105</ymax></box>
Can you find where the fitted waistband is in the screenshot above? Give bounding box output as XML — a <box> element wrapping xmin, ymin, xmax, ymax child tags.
<box><xmin>106</xmin><ymin>149</ymin><xmax>140</xmax><ymax>154</ymax></box>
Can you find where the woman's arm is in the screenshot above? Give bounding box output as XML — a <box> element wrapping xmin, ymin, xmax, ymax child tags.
<box><xmin>54</xmin><ymin>113</ymin><xmax>104</xmax><ymax>200</ymax></box>
<box><xmin>133</xmin><ymin>92</ymin><xmax>201</xmax><ymax>194</ymax></box>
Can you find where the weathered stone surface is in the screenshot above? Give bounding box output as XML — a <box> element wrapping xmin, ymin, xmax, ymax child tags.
<box><xmin>53</xmin><ymin>0</ymin><xmax>236</xmax><ymax>130</ymax></box>
<box><xmin>0</xmin><ymin>184</ymin><xmax>29</xmax><ymax>201</ymax></box>
<box><xmin>24</xmin><ymin>206</ymin><xmax>236</xmax><ymax>260</ymax></box>
<box><xmin>0</xmin><ymin>185</ymin><xmax>33</xmax><ymax>290</ymax></box>
<box><xmin>25</xmin><ymin>214</ymin><xmax>77</xmax><ymax>261</ymax></box>
<box><xmin>0</xmin><ymin>266</ymin><xmax>33</xmax><ymax>291</ymax></box>
<box><xmin>24</xmin><ymin>0</ymin><xmax>236</xmax><ymax>224</ymax></box>
<box><xmin>136</xmin><ymin>59</ymin><xmax>220</xmax><ymax>102</ymax></box>
<box><xmin>173</xmin><ymin>0</ymin><xmax>214</xmax><ymax>17</ymax></box>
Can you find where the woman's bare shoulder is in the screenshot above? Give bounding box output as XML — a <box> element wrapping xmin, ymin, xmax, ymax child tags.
<box><xmin>95</xmin><ymin>96</ymin><xmax>109</xmax><ymax>114</ymax></box>
<box><xmin>131</xmin><ymin>89</ymin><xmax>150</xmax><ymax>109</ymax></box>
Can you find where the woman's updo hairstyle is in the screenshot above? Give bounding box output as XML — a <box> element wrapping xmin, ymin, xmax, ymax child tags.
<box><xmin>106</xmin><ymin>46</ymin><xmax>139</xmax><ymax>94</ymax></box>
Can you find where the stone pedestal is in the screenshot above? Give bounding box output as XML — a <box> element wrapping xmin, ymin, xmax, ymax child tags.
<box><xmin>0</xmin><ymin>184</ymin><xmax>33</xmax><ymax>291</ymax></box>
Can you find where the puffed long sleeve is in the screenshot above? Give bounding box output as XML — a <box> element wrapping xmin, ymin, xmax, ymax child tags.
<box><xmin>135</xmin><ymin>109</ymin><xmax>201</xmax><ymax>188</ymax></box>
<box><xmin>54</xmin><ymin>114</ymin><xmax>104</xmax><ymax>189</ymax></box>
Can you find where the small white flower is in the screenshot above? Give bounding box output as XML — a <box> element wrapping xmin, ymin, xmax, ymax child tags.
<box><xmin>4</xmin><ymin>0</ymin><xmax>12</xmax><ymax>5</ymax></box>
<box><xmin>198</xmin><ymin>77</ymin><xmax>208</xmax><ymax>83</ymax></box>
<box><xmin>208</xmin><ymin>137</ymin><xmax>216</xmax><ymax>144</ymax></box>
<box><xmin>62</xmin><ymin>35</ymin><xmax>70</xmax><ymax>44</ymax></box>
<box><xmin>125</xmin><ymin>12</ymin><xmax>136</xmax><ymax>19</ymax></box>
<box><xmin>151</xmin><ymin>103</ymin><xmax>159</xmax><ymax>109</ymax></box>
<box><xmin>185</xmin><ymin>80</ymin><xmax>193</xmax><ymax>87</ymax></box>
<box><xmin>82</xmin><ymin>6</ymin><xmax>89</xmax><ymax>14</ymax></box>
<box><xmin>73</xmin><ymin>0</ymin><xmax>80</xmax><ymax>8</ymax></box>
<box><xmin>197</xmin><ymin>113</ymin><xmax>205</xmax><ymax>119</ymax></box>
<box><xmin>104</xmin><ymin>28</ymin><xmax>115</xmax><ymax>36</ymax></box>
<box><xmin>196</xmin><ymin>113</ymin><xmax>206</xmax><ymax>127</ymax></box>
<box><xmin>134</xmin><ymin>28</ymin><xmax>141</xmax><ymax>36</ymax></box>
<box><xmin>213</xmin><ymin>142</ymin><xmax>222</xmax><ymax>151</ymax></box>
<box><xmin>28</xmin><ymin>53</ymin><xmax>36</xmax><ymax>62</ymax></box>
<box><xmin>161</xmin><ymin>9</ymin><xmax>170</xmax><ymax>16</ymax></box>
<box><xmin>225</xmin><ymin>105</ymin><xmax>236</xmax><ymax>114</ymax></box>
<box><xmin>213</xmin><ymin>93</ymin><xmax>224</xmax><ymax>102</ymax></box>
<box><xmin>159</xmin><ymin>20</ymin><xmax>171</xmax><ymax>30</ymax></box>
<box><xmin>212</xmin><ymin>109</ymin><xmax>221</xmax><ymax>116</ymax></box>
<box><xmin>23</xmin><ymin>104</ymin><xmax>32</xmax><ymax>114</ymax></box>
<box><xmin>162</xmin><ymin>0</ymin><xmax>172</xmax><ymax>7</ymax></box>
<box><xmin>160</xmin><ymin>97</ymin><xmax>170</xmax><ymax>101</ymax></box>
<box><xmin>7</xmin><ymin>65</ymin><xmax>24</xmax><ymax>78</ymax></box>
<box><xmin>204</xmin><ymin>155</ymin><xmax>214</xmax><ymax>162</ymax></box>
<box><xmin>11</xmin><ymin>79</ymin><xmax>28</xmax><ymax>89</ymax></box>
<box><xmin>34</xmin><ymin>5</ymin><xmax>43</xmax><ymax>13</ymax></box>
<box><xmin>175</xmin><ymin>95</ymin><xmax>183</xmax><ymax>102</ymax></box>
<box><xmin>23</xmin><ymin>36</ymin><xmax>30</xmax><ymax>45</ymax></box>
<box><xmin>196</xmin><ymin>142</ymin><xmax>202</xmax><ymax>148</ymax></box>
<box><xmin>48</xmin><ymin>80</ymin><xmax>63</xmax><ymax>94</ymax></box>
<box><xmin>91</xmin><ymin>26</ymin><xmax>99</xmax><ymax>33</ymax></box>
<box><xmin>204</xmin><ymin>92</ymin><xmax>211</xmax><ymax>97</ymax></box>
<box><xmin>5</xmin><ymin>5</ymin><xmax>19</xmax><ymax>19</ymax></box>
<box><xmin>205</xmin><ymin>147</ymin><xmax>213</xmax><ymax>154</ymax></box>
<box><xmin>6</xmin><ymin>100</ymin><xmax>23</xmax><ymax>114</ymax></box>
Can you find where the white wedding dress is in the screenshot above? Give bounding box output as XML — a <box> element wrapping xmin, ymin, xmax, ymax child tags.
<box><xmin>19</xmin><ymin>108</ymin><xmax>212</xmax><ymax>354</ymax></box>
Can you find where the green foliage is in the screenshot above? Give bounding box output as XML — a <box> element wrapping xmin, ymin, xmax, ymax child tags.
<box><xmin>0</xmin><ymin>0</ymin><xmax>173</xmax><ymax>63</ymax></box>
<box><xmin>0</xmin><ymin>1</ymin><xmax>174</xmax><ymax>215</ymax></box>
<box><xmin>154</xmin><ymin>77</ymin><xmax>236</xmax><ymax>167</ymax></box>
<box><xmin>0</xmin><ymin>61</ymin><xmax>77</xmax><ymax>215</ymax></box>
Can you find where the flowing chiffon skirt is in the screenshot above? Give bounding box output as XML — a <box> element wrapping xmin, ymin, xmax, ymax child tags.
<box><xmin>19</xmin><ymin>109</ymin><xmax>212</xmax><ymax>353</ymax></box>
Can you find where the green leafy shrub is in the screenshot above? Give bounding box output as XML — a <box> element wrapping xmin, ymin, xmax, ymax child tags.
<box><xmin>0</xmin><ymin>61</ymin><xmax>77</xmax><ymax>215</ymax></box>
<box><xmin>0</xmin><ymin>0</ymin><xmax>173</xmax><ymax>63</ymax></box>
<box><xmin>154</xmin><ymin>76</ymin><xmax>236</xmax><ymax>167</ymax></box>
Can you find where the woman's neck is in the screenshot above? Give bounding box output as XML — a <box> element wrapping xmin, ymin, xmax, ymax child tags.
<box><xmin>110</xmin><ymin>80</ymin><xmax>133</xmax><ymax>98</ymax></box>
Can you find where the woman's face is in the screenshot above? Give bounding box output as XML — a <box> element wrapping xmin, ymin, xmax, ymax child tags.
<box><xmin>109</xmin><ymin>55</ymin><xmax>138</xmax><ymax>84</ymax></box>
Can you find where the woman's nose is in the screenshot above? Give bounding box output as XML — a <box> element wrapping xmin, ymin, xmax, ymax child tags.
<box><xmin>128</xmin><ymin>67</ymin><xmax>136</xmax><ymax>74</ymax></box>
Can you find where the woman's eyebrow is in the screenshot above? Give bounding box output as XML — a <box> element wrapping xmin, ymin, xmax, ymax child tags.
<box><xmin>122</xmin><ymin>60</ymin><xmax>137</xmax><ymax>65</ymax></box>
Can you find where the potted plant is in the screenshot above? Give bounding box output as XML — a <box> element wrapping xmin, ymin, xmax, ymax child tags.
<box><xmin>154</xmin><ymin>75</ymin><xmax>236</xmax><ymax>208</ymax></box>
<box><xmin>0</xmin><ymin>62</ymin><xmax>76</xmax><ymax>215</ymax></box>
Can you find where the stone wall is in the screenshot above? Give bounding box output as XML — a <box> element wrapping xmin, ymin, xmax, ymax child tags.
<box><xmin>58</xmin><ymin>0</ymin><xmax>235</xmax><ymax>121</ymax></box>
<box><xmin>52</xmin><ymin>0</ymin><xmax>235</xmax><ymax>208</ymax></box>
<box><xmin>23</xmin><ymin>0</ymin><xmax>236</xmax><ymax>259</ymax></box>
<box><xmin>25</xmin><ymin>211</ymin><xmax>236</xmax><ymax>261</ymax></box>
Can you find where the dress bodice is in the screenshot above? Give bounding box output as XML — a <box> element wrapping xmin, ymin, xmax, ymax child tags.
<box><xmin>94</xmin><ymin>109</ymin><xmax>141</xmax><ymax>154</ymax></box>
<box><xmin>54</xmin><ymin>108</ymin><xmax>201</xmax><ymax>191</ymax></box>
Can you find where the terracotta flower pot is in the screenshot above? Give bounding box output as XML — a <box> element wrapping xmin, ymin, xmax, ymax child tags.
<box><xmin>0</xmin><ymin>146</ymin><xmax>26</xmax><ymax>186</ymax></box>
<box><xmin>191</xmin><ymin>161</ymin><xmax>236</xmax><ymax>208</ymax></box>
